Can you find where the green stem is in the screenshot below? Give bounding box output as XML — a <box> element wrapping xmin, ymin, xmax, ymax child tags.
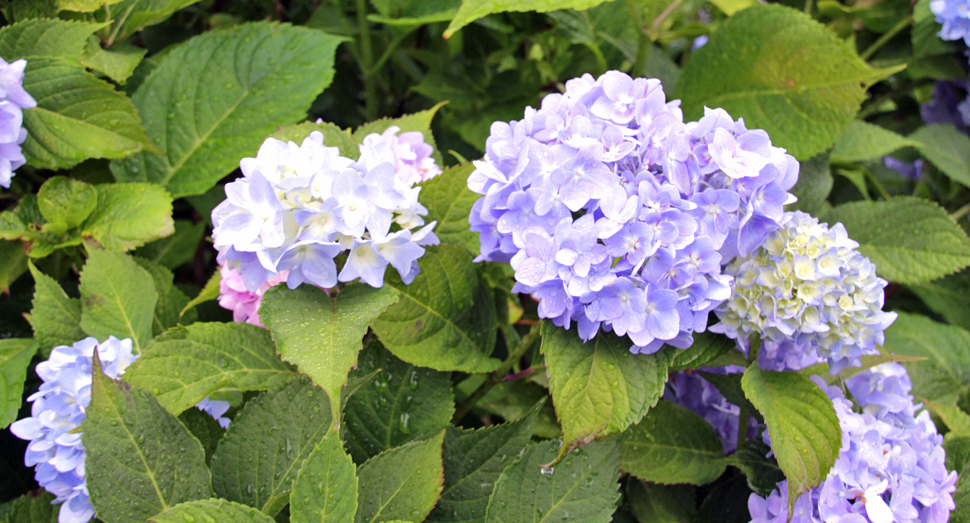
<box><xmin>736</xmin><ymin>402</ymin><xmax>750</xmax><ymax>451</ymax></box>
<box><xmin>652</xmin><ymin>0</ymin><xmax>686</xmax><ymax>35</ymax></box>
<box><xmin>452</xmin><ymin>322</ymin><xmax>542</xmax><ymax>423</ymax></box>
<box><xmin>860</xmin><ymin>16</ymin><xmax>912</xmax><ymax>61</ymax></box>
<box><xmin>747</xmin><ymin>334</ymin><xmax>762</xmax><ymax>365</ymax></box>
<box><xmin>364</xmin><ymin>28</ymin><xmax>413</xmax><ymax>76</ymax></box>
<box><xmin>355</xmin><ymin>0</ymin><xmax>379</xmax><ymax>121</ymax></box>
<box><xmin>804</xmin><ymin>0</ymin><xmax>814</xmax><ymax>15</ymax></box>
<box><xmin>951</xmin><ymin>202</ymin><xmax>970</xmax><ymax>221</ymax></box>
<box><xmin>865</xmin><ymin>169</ymin><xmax>893</xmax><ymax>201</ymax></box>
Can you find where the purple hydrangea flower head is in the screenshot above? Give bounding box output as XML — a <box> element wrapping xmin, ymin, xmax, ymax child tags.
<box><xmin>930</xmin><ymin>0</ymin><xmax>970</xmax><ymax>45</ymax></box>
<box><xmin>663</xmin><ymin>366</ymin><xmax>759</xmax><ymax>453</ymax></box>
<box><xmin>468</xmin><ymin>71</ymin><xmax>798</xmax><ymax>353</ymax></box>
<box><xmin>711</xmin><ymin>211</ymin><xmax>897</xmax><ymax>373</ymax></box>
<box><xmin>749</xmin><ymin>363</ymin><xmax>958</xmax><ymax>523</ymax></box>
<box><xmin>0</xmin><ymin>57</ymin><xmax>36</xmax><ymax>189</ymax></box>
<box><xmin>212</xmin><ymin>128</ymin><xmax>440</xmax><ymax>293</ymax></box>
<box><xmin>920</xmin><ymin>81</ymin><xmax>969</xmax><ymax>133</ymax></box>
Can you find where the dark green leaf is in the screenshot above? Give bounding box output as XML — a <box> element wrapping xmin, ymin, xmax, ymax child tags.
<box><xmin>726</xmin><ymin>440</ymin><xmax>785</xmax><ymax>497</ymax></box>
<box><xmin>133</xmin><ymin>219</ymin><xmax>205</xmax><ymax>270</ymax></box>
<box><xmin>79</xmin><ymin>250</ymin><xmax>157</xmax><ymax>352</ymax></box>
<box><xmin>180</xmin><ymin>268</ymin><xmax>221</xmax><ymax>319</ymax></box>
<box><xmin>27</xmin><ymin>262</ymin><xmax>85</xmax><ymax>355</ymax></box>
<box><xmin>2</xmin><ymin>491</ymin><xmax>58</xmax><ymax>523</ymax></box>
<box><xmin>0</xmin><ymin>338</ymin><xmax>37</xmax><ymax>428</ymax></box>
<box><xmin>0</xmin><ymin>18</ymin><xmax>105</xmax><ymax>62</ymax></box>
<box><xmin>944</xmin><ymin>436</ymin><xmax>970</xmax><ymax>523</ymax></box>
<box><xmin>884</xmin><ymin>311</ymin><xmax>970</xmax><ymax>401</ymax></box>
<box><xmin>291</xmin><ymin>432</ymin><xmax>358</xmax><ymax>523</ymax></box>
<box><xmin>444</xmin><ymin>0</ymin><xmax>612</xmax><ymax>38</ymax></box>
<box><xmin>626</xmin><ymin>480</ymin><xmax>696</xmax><ymax>523</ymax></box>
<box><xmin>101</xmin><ymin>0</ymin><xmax>204</xmax><ymax>44</ymax></box>
<box><xmin>419</xmin><ymin>164</ymin><xmax>480</xmax><ymax>254</ymax></box>
<box><xmin>908</xmin><ymin>271</ymin><xmax>970</xmax><ymax>328</ymax></box>
<box><xmin>0</xmin><ymin>240</ymin><xmax>27</xmax><ymax>293</ymax></box>
<box><xmin>133</xmin><ymin>257</ymin><xmax>195</xmax><ymax>336</ymax></box>
<box><xmin>910</xmin><ymin>124</ymin><xmax>970</xmax><ymax>188</ymax></box>
<box><xmin>668</xmin><ymin>332</ymin><xmax>735</xmax><ymax>372</ymax></box>
<box><xmin>150</xmin><ymin>499</ymin><xmax>277</xmax><ymax>523</ymax></box>
<box><xmin>178</xmin><ymin>407</ymin><xmax>224</xmax><ymax>466</ymax></box>
<box><xmin>354</xmin><ymin>431</ymin><xmax>445</xmax><ymax>523</ymax></box>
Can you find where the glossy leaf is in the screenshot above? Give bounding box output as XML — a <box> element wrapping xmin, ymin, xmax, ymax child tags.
<box><xmin>419</xmin><ymin>164</ymin><xmax>480</xmax><ymax>254</ymax></box>
<box><xmin>291</xmin><ymin>432</ymin><xmax>358</xmax><ymax>523</ymax></box>
<box><xmin>354</xmin><ymin>432</ymin><xmax>445</xmax><ymax>523</ymax></box>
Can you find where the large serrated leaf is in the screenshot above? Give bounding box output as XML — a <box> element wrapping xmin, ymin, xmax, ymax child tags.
<box><xmin>909</xmin><ymin>123</ymin><xmax>970</xmax><ymax>188</ymax></box>
<box><xmin>291</xmin><ymin>432</ymin><xmax>358</xmax><ymax>523</ymax></box>
<box><xmin>354</xmin><ymin>432</ymin><xmax>445</xmax><ymax>523</ymax></box>
<box><xmin>81</xmin><ymin>183</ymin><xmax>175</xmax><ymax>252</ymax></box>
<box><xmin>373</xmin><ymin>245</ymin><xmax>499</xmax><ymax>372</ymax></box>
<box><xmin>81</xmin><ymin>37</ymin><xmax>147</xmax><ymax>84</ymax></box>
<box><xmin>740</xmin><ymin>366</ymin><xmax>841</xmax><ymax>515</ymax></box>
<box><xmin>27</xmin><ymin>262</ymin><xmax>85</xmax><ymax>355</ymax></box>
<box><xmin>419</xmin><ymin>164</ymin><xmax>480</xmax><ymax>254</ymax></box>
<box><xmin>260</xmin><ymin>284</ymin><xmax>399</xmax><ymax>428</ymax></box>
<box><xmin>884</xmin><ymin>311</ymin><xmax>970</xmax><ymax>402</ymax></box>
<box><xmin>675</xmin><ymin>4</ymin><xmax>902</xmax><ymax>159</ymax></box>
<box><xmin>3</xmin><ymin>491</ymin><xmax>58</xmax><ymax>523</ymax></box>
<box><xmin>822</xmin><ymin>197</ymin><xmax>970</xmax><ymax>284</ymax></box>
<box><xmin>133</xmin><ymin>257</ymin><xmax>195</xmax><ymax>335</ymax></box>
<box><xmin>540</xmin><ymin>322</ymin><xmax>669</xmax><ymax>463</ymax></box>
<box><xmin>0</xmin><ymin>338</ymin><xmax>37</xmax><ymax>429</ymax></box>
<box><xmin>444</xmin><ymin>0</ymin><xmax>612</xmax><ymax>38</ymax></box>
<box><xmin>100</xmin><ymin>0</ymin><xmax>204</xmax><ymax>45</ymax></box>
<box><xmin>150</xmin><ymin>499</ymin><xmax>276</xmax><ymax>523</ymax></box>
<box><xmin>426</xmin><ymin>406</ymin><xmax>540</xmax><ymax>523</ymax></box>
<box><xmin>830</xmin><ymin>121</ymin><xmax>919</xmax><ymax>163</ymax></box>
<box><xmin>344</xmin><ymin>340</ymin><xmax>454</xmax><ymax>464</ymax></box>
<box><xmin>110</xmin><ymin>23</ymin><xmax>346</xmax><ymax>197</ymax></box>
<box><xmin>620</xmin><ymin>400</ymin><xmax>727</xmax><ymax>485</ymax></box>
<box><xmin>483</xmin><ymin>438</ymin><xmax>621</xmax><ymax>523</ymax></box>
<box><xmin>22</xmin><ymin>58</ymin><xmax>157</xmax><ymax>170</ymax></box>
<box><xmin>210</xmin><ymin>377</ymin><xmax>333</xmax><ymax>515</ymax></box>
<box><xmin>667</xmin><ymin>332</ymin><xmax>735</xmax><ymax>371</ymax></box>
<box><xmin>79</xmin><ymin>250</ymin><xmax>157</xmax><ymax>353</ymax></box>
<box><xmin>124</xmin><ymin>322</ymin><xmax>298</xmax><ymax>415</ymax></box>
<box><xmin>0</xmin><ymin>19</ymin><xmax>106</xmax><ymax>62</ymax></box>
<box><xmin>84</xmin><ymin>354</ymin><xmax>212</xmax><ymax>523</ymax></box>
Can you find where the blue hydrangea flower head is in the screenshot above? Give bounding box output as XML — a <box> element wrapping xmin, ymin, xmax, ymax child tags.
<box><xmin>0</xmin><ymin>56</ymin><xmax>36</xmax><ymax>189</ymax></box>
<box><xmin>711</xmin><ymin>211</ymin><xmax>897</xmax><ymax>373</ymax></box>
<box><xmin>930</xmin><ymin>0</ymin><xmax>970</xmax><ymax>45</ymax></box>
<box><xmin>750</xmin><ymin>363</ymin><xmax>958</xmax><ymax>523</ymax></box>
<box><xmin>467</xmin><ymin>70</ymin><xmax>799</xmax><ymax>353</ymax></box>
<box><xmin>212</xmin><ymin>128</ymin><xmax>440</xmax><ymax>293</ymax></box>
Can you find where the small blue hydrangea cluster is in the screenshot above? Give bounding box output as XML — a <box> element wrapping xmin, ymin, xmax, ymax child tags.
<box><xmin>9</xmin><ymin>337</ymin><xmax>137</xmax><ymax>523</ymax></box>
<box><xmin>663</xmin><ymin>366</ymin><xmax>758</xmax><ymax>453</ymax></box>
<box><xmin>711</xmin><ymin>211</ymin><xmax>898</xmax><ymax>373</ymax></box>
<box><xmin>212</xmin><ymin>129</ymin><xmax>439</xmax><ymax>293</ymax></box>
<box><xmin>749</xmin><ymin>363</ymin><xmax>958</xmax><ymax>523</ymax></box>
<box><xmin>930</xmin><ymin>0</ymin><xmax>970</xmax><ymax>45</ymax></box>
<box><xmin>468</xmin><ymin>70</ymin><xmax>798</xmax><ymax>353</ymax></box>
<box><xmin>0</xmin><ymin>56</ymin><xmax>36</xmax><ymax>189</ymax></box>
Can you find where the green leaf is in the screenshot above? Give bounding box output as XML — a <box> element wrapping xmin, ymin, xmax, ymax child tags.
<box><xmin>944</xmin><ymin>436</ymin><xmax>970</xmax><ymax>523</ymax></box>
<box><xmin>740</xmin><ymin>366</ymin><xmax>841</xmax><ymax>515</ymax></box>
<box><xmin>133</xmin><ymin>219</ymin><xmax>205</xmax><ymax>270</ymax></box>
<box><xmin>78</xmin><ymin>250</ymin><xmax>157</xmax><ymax>353</ymax></box>
<box><xmin>922</xmin><ymin>395</ymin><xmax>970</xmax><ymax>436</ymax></box>
<box><xmin>291</xmin><ymin>432</ymin><xmax>358</xmax><ymax>523</ymax></box>
<box><xmin>180</xmin><ymin>268</ymin><xmax>221</xmax><ymax>319</ymax></box>
<box><xmin>343</xmin><ymin>340</ymin><xmax>454</xmax><ymax>464</ymax></box>
<box><xmin>540</xmin><ymin>322</ymin><xmax>669</xmax><ymax>463</ymax></box>
<box><xmin>22</xmin><ymin>58</ymin><xmax>157</xmax><ymax>170</ymax></box>
<box><xmin>830</xmin><ymin>121</ymin><xmax>919</xmax><ymax>163</ymax></box>
<box><xmin>124</xmin><ymin>322</ymin><xmax>298</xmax><ymax>415</ymax></box>
<box><xmin>101</xmin><ymin>0</ymin><xmax>204</xmax><ymax>44</ymax></box>
<box><xmin>352</xmin><ymin>103</ymin><xmax>445</xmax><ymax>165</ymax></box>
<box><xmin>354</xmin><ymin>431</ymin><xmax>445</xmax><ymax>523</ymax></box>
<box><xmin>444</xmin><ymin>0</ymin><xmax>612</xmax><ymax>38</ymax></box>
<box><xmin>260</xmin><ymin>283</ymin><xmax>399</xmax><ymax>428</ymax></box>
<box><xmin>626</xmin><ymin>481</ymin><xmax>696</xmax><ymax>523</ymax></box>
<box><xmin>787</xmin><ymin>153</ymin><xmax>833</xmax><ymax>216</ymax></box>
<box><xmin>797</xmin><ymin>353</ymin><xmax>928</xmax><ymax>385</ymax></box>
<box><xmin>908</xmin><ymin>271</ymin><xmax>970</xmax><ymax>328</ymax></box>
<box><xmin>178</xmin><ymin>407</ymin><xmax>224</xmax><ymax>466</ymax></box>
<box><xmin>0</xmin><ymin>240</ymin><xmax>27</xmax><ymax>293</ymax></box>
<box><xmin>725</xmin><ymin>440</ymin><xmax>785</xmax><ymax>497</ymax></box>
<box><xmin>620</xmin><ymin>400</ymin><xmax>726</xmax><ymax>485</ymax></box>
<box><xmin>373</xmin><ymin>245</ymin><xmax>499</xmax><ymax>372</ymax></box>
<box><xmin>84</xmin><ymin>353</ymin><xmax>212</xmax><ymax>523</ymax></box>
<box><xmin>210</xmin><ymin>377</ymin><xmax>333</xmax><ymax>515</ymax></box>
<box><xmin>133</xmin><ymin>257</ymin><xmax>194</xmax><ymax>335</ymax></box>
<box><xmin>419</xmin><ymin>164</ymin><xmax>480</xmax><ymax>254</ymax></box>
<box><xmin>668</xmin><ymin>332</ymin><xmax>735</xmax><ymax>371</ymax></box>
<box><xmin>483</xmin><ymin>438</ymin><xmax>621</xmax><ymax>523</ymax></box>
<box><xmin>60</xmin><ymin>0</ymin><xmax>125</xmax><ymax>11</ymax></box>
<box><xmin>110</xmin><ymin>23</ymin><xmax>347</xmax><ymax>197</ymax></box>
<box><xmin>81</xmin><ymin>182</ymin><xmax>175</xmax><ymax>251</ymax></box>
<box><xmin>426</xmin><ymin>406</ymin><xmax>540</xmax><ymax>523</ymax></box>
<box><xmin>150</xmin><ymin>499</ymin><xmax>276</xmax><ymax>523</ymax></box>
<box><xmin>368</xmin><ymin>0</ymin><xmax>461</xmax><ymax>25</ymax></box>
<box><xmin>0</xmin><ymin>338</ymin><xmax>37</xmax><ymax>428</ymax></box>
<box><xmin>27</xmin><ymin>262</ymin><xmax>85</xmax><ymax>355</ymax></box>
<box><xmin>270</xmin><ymin>121</ymin><xmax>359</xmax><ymax>160</ymax></box>
<box><xmin>883</xmin><ymin>311</ymin><xmax>970</xmax><ymax>401</ymax></box>
<box><xmin>2</xmin><ymin>491</ymin><xmax>58</xmax><ymax>523</ymax></box>
<box><xmin>822</xmin><ymin>197</ymin><xmax>970</xmax><ymax>284</ymax></box>
<box><xmin>81</xmin><ymin>36</ymin><xmax>148</xmax><ymax>84</ymax></box>
<box><xmin>0</xmin><ymin>19</ymin><xmax>106</xmax><ymax>62</ymax></box>
<box><xmin>675</xmin><ymin>4</ymin><xmax>902</xmax><ymax>159</ymax></box>
<box><xmin>697</xmin><ymin>370</ymin><xmax>761</xmax><ymax>422</ymax></box>
<box><xmin>909</xmin><ymin>124</ymin><xmax>970</xmax><ymax>188</ymax></box>
<box><xmin>37</xmin><ymin>176</ymin><xmax>98</xmax><ymax>232</ymax></box>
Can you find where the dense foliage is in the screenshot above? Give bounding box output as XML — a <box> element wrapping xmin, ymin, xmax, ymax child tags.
<box><xmin>1</xmin><ymin>0</ymin><xmax>970</xmax><ymax>522</ymax></box>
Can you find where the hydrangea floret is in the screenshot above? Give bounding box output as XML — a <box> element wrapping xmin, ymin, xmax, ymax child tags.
<box><xmin>0</xmin><ymin>56</ymin><xmax>36</xmax><ymax>188</ymax></box>
<box><xmin>212</xmin><ymin>128</ymin><xmax>440</xmax><ymax>294</ymax></box>
<box><xmin>467</xmin><ymin>70</ymin><xmax>798</xmax><ymax>353</ymax></box>
<box><xmin>930</xmin><ymin>0</ymin><xmax>970</xmax><ymax>45</ymax></box>
<box><xmin>711</xmin><ymin>211</ymin><xmax>898</xmax><ymax>373</ymax></box>
<box><xmin>217</xmin><ymin>262</ymin><xmax>289</xmax><ymax>326</ymax></box>
<box><xmin>749</xmin><ymin>363</ymin><xmax>958</xmax><ymax>523</ymax></box>
<box><xmin>663</xmin><ymin>366</ymin><xmax>757</xmax><ymax>453</ymax></box>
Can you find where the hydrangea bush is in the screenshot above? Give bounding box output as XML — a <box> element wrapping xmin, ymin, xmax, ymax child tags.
<box><xmin>2</xmin><ymin>1</ymin><xmax>970</xmax><ymax>522</ymax></box>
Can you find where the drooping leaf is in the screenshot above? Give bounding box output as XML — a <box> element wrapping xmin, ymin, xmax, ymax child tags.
<box><xmin>78</xmin><ymin>250</ymin><xmax>157</xmax><ymax>353</ymax></box>
<box><xmin>884</xmin><ymin>311</ymin><xmax>970</xmax><ymax>401</ymax></box>
<box><xmin>0</xmin><ymin>338</ymin><xmax>37</xmax><ymax>428</ymax></box>
<box><xmin>354</xmin><ymin>432</ymin><xmax>445</xmax><ymax>523</ymax></box>
<box><xmin>210</xmin><ymin>377</ymin><xmax>333</xmax><ymax>515</ymax></box>
<box><xmin>419</xmin><ymin>164</ymin><xmax>480</xmax><ymax>254</ymax></box>
<box><xmin>110</xmin><ymin>23</ymin><xmax>347</xmax><ymax>197</ymax></box>
<box><xmin>626</xmin><ymin>480</ymin><xmax>696</xmax><ymax>523</ymax></box>
<box><xmin>27</xmin><ymin>262</ymin><xmax>85</xmax><ymax>355</ymax></box>
<box><xmin>909</xmin><ymin>123</ymin><xmax>970</xmax><ymax>188</ymax></box>
<box><xmin>81</xmin><ymin>182</ymin><xmax>176</xmax><ymax>252</ymax></box>
<box><xmin>444</xmin><ymin>0</ymin><xmax>612</xmax><ymax>38</ymax></box>
<box><xmin>944</xmin><ymin>436</ymin><xmax>970</xmax><ymax>523</ymax></box>
<box><xmin>373</xmin><ymin>245</ymin><xmax>499</xmax><ymax>372</ymax></box>
<box><xmin>426</xmin><ymin>406</ymin><xmax>540</xmax><ymax>523</ymax></box>
<box><xmin>84</xmin><ymin>354</ymin><xmax>212</xmax><ymax>523</ymax></box>
<box><xmin>483</xmin><ymin>438</ymin><xmax>621</xmax><ymax>523</ymax></box>
<box><xmin>133</xmin><ymin>219</ymin><xmax>205</xmax><ymax>270</ymax></box>
<box><xmin>260</xmin><ymin>284</ymin><xmax>399</xmax><ymax>428</ymax></box>
<box><xmin>3</xmin><ymin>491</ymin><xmax>58</xmax><ymax>523</ymax></box>
<box><xmin>740</xmin><ymin>366</ymin><xmax>841</xmax><ymax>515</ymax></box>
<box><xmin>830</xmin><ymin>121</ymin><xmax>919</xmax><ymax>163</ymax></box>
<box><xmin>291</xmin><ymin>432</ymin><xmax>358</xmax><ymax>523</ymax></box>
<box><xmin>620</xmin><ymin>400</ymin><xmax>727</xmax><ymax>485</ymax></box>
<box><xmin>22</xmin><ymin>58</ymin><xmax>157</xmax><ymax>170</ymax></box>
<box><xmin>270</xmin><ymin>121</ymin><xmax>359</xmax><ymax>160</ymax></box>
<box><xmin>343</xmin><ymin>340</ymin><xmax>454</xmax><ymax>464</ymax></box>
<box><xmin>0</xmin><ymin>18</ymin><xmax>106</xmax><ymax>62</ymax></box>
<box><xmin>540</xmin><ymin>322</ymin><xmax>669</xmax><ymax>463</ymax></box>
<box><xmin>133</xmin><ymin>257</ymin><xmax>195</xmax><ymax>336</ymax></box>
<box><xmin>822</xmin><ymin>197</ymin><xmax>970</xmax><ymax>284</ymax></box>
<box><xmin>675</xmin><ymin>4</ymin><xmax>902</xmax><ymax>159</ymax></box>
<box><xmin>150</xmin><ymin>499</ymin><xmax>276</xmax><ymax>523</ymax></box>
<box><xmin>36</xmin><ymin>176</ymin><xmax>98</xmax><ymax>232</ymax></box>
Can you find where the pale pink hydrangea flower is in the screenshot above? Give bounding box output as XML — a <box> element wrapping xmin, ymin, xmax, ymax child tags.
<box><xmin>218</xmin><ymin>263</ymin><xmax>289</xmax><ymax>327</ymax></box>
<box><xmin>359</xmin><ymin>125</ymin><xmax>442</xmax><ymax>186</ymax></box>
